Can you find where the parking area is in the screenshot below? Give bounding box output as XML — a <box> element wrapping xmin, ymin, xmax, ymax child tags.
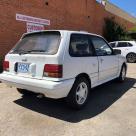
<box><xmin>0</xmin><ymin>63</ymin><xmax>136</xmax><ymax>136</ymax></box>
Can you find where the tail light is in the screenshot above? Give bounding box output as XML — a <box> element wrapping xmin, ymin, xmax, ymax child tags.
<box><xmin>3</xmin><ymin>61</ymin><xmax>9</xmax><ymax>71</ymax></box>
<box><xmin>43</xmin><ymin>64</ymin><xmax>63</xmax><ymax>78</ymax></box>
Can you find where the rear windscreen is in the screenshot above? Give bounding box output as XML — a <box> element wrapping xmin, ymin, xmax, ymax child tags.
<box><xmin>11</xmin><ymin>31</ymin><xmax>61</xmax><ymax>55</ymax></box>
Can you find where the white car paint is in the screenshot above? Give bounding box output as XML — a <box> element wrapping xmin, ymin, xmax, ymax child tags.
<box><xmin>0</xmin><ymin>30</ymin><xmax>126</xmax><ymax>99</ymax></box>
<box><xmin>109</xmin><ymin>41</ymin><xmax>136</xmax><ymax>58</ymax></box>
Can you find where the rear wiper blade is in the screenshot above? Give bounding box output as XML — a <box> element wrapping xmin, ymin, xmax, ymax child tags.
<box><xmin>13</xmin><ymin>49</ymin><xmax>45</xmax><ymax>54</ymax></box>
<box><xmin>27</xmin><ymin>49</ymin><xmax>45</xmax><ymax>53</ymax></box>
<box><xmin>13</xmin><ymin>49</ymin><xmax>29</xmax><ymax>55</ymax></box>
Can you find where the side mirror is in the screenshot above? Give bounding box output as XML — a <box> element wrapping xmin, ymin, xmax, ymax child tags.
<box><xmin>113</xmin><ymin>49</ymin><xmax>121</xmax><ymax>55</ymax></box>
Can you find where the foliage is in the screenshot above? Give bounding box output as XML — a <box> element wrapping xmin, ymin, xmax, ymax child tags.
<box><xmin>103</xmin><ymin>0</ymin><xmax>108</xmax><ymax>2</ymax></box>
<box><xmin>103</xmin><ymin>17</ymin><xmax>132</xmax><ymax>42</ymax></box>
<box><xmin>128</xmin><ymin>26</ymin><xmax>136</xmax><ymax>40</ymax></box>
<box><xmin>129</xmin><ymin>27</ymin><xmax>136</xmax><ymax>33</ymax></box>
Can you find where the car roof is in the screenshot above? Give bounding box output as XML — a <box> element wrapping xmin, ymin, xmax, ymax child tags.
<box><xmin>22</xmin><ymin>30</ymin><xmax>103</xmax><ymax>38</ymax></box>
<box><xmin>109</xmin><ymin>41</ymin><xmax>135</xmax><ymax>43</ymax></box>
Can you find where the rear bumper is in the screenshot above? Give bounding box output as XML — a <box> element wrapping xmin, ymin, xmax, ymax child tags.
<box><xmin>0</xmin><ymin>73</ymin><xmax>75</xmax><ymax>99</ymax></box>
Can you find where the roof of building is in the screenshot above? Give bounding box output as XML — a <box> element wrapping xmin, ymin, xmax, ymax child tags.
<box><xmin>105</xmin><ymin>1</ymin><xmax>136</xmax><ymax>24</ymax></box>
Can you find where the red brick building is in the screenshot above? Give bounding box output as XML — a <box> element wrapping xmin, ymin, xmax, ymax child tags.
<box><xmin>0</xmin><ymin>0</ymin><xmax>135</xmax><ymax>57</ymax></box>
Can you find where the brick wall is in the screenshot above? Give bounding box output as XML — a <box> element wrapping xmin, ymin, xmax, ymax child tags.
<box><xmin>0</xmin><ymin>0</ymin><xmax>135</xmax><ymax>57</ymax></box>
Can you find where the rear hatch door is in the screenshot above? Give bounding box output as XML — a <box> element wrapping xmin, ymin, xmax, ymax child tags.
<box><xmin>6</xmin><ymin>31</ymin><xmax>62</xmax><ymax>80</ymax></box>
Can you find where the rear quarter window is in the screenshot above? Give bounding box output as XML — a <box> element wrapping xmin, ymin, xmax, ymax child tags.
<box><xmin>109</xmin><ymin>43</ymin><xmax>116</xmax><ymax>48</ymax></box>
<box><xmin>127</xmin><ymin>43</ymin><xmax>133</xmax><ymax>47</ymax></box>
<box><xmin>69</xmin><ymin>34</ymin><xmax>95</xmax><ymax>57</ymax></box>
<box><xmin>117</xmin><ymin>42</ymin><xmax>128</xmax><ymax>47</ymax></box>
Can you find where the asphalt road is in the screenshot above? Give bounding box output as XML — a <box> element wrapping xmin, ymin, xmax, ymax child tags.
<box><xmin>0</xmin><ymin>64</ymin><xmax>136</xmax><ymax>136</ymax></box>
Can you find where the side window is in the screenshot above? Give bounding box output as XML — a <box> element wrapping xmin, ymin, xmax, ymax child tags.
<box><xmin>91</xmin><ymin>36</ymin><xmax>113</xmax><ymax>56</ymax></box>
<box><xmin>117</xmin><ymin>42</ymin><xmax>128</xmax><ymax>47</ymax></box>
<box><xmin>69</xmin><ymin>34</ymin><xmax>94</xmax><ymax>57</ymax></box>
<box><xmin>109</xmin><ymin>43</ymin><xmax>116</xmax><ymax>48</ymax></box>
<box><xmin>127</xmin><ymin>42</ymin><xmax>133</xmax><ymax>47</ymax></box>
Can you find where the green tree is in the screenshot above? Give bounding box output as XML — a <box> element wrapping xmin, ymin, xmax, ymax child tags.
<box><xmin>103</xmin><ymin>17</ymin><xmax>131</xmax><ymax>42</ymax></box>
<box><xmin>128</xmin><ymin>27</ymin><xmax>136</xmax><ymax>40</ymax></box>
<box><xmin>129</xmin><ymin>26</ymin><xmax>136</xmax><ymax>33</ymax></box>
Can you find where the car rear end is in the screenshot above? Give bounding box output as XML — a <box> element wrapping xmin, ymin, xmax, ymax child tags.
<box><xmin>0</xmin><ymin>30</ymin><xmax>75</xmax><ymax>99</ymax></box>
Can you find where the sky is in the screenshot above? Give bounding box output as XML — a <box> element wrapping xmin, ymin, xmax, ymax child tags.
<box><xmin>109</xmin><ymin>0</ymin><xmax>136</xmax><ymax>17</ymax></box>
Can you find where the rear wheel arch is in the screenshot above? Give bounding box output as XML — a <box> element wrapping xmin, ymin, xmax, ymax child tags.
<box><xmin>66</xmin><ymin>73</ymin><xmax>91</xmax><ymax>109</ymax></box>
<box><xmin>75</xmin><ymin>73</ymin><xmax>91</xmax><ymax>89</ymax></box>
<box><xmin>126</xmin><ymin>52</ymin><xmax>136</xmax><ymax>57</ymax></box>
<box><xmin>126</xmin><ymin>52</ymin><xmax>136</xmax><ymax>63</ymax></box>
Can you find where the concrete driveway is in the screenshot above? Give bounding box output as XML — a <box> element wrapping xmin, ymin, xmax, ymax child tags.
<box><xmin>0</xmin><ymin>64</ymin><xmax>136</xmax><ymax>136</ymax></box>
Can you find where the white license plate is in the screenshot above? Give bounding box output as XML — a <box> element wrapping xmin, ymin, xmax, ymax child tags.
<box><xmin>17</xmin><ymin>63</ymin><xmax>29</xmax><ymax>73</ymax></box>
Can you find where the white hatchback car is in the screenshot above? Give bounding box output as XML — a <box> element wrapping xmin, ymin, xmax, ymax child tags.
<box><xmin>109</xmin><ymin>41</ymin><xmax>136</xmax><ymax>63</ymax></box>
<box><xmin>0</xmin><ymin>30</ymin><xmax>127</xmax><ymax>109</ymax></box>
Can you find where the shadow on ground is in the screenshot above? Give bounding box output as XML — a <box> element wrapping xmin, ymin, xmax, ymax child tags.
<box><xmin>14</xmin><ymin>77</ymin><xmax>136</xmax><ymax>123</ymax></box>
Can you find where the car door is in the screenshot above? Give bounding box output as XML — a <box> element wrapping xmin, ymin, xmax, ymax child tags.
<box><xmin>66</xmin><ymin>34</ymin><xmax>99</xmax><ymax>87</ymax></box>
<box><xmin>91</xmin><ymin>36</ymin><xmax>119</xmax><ymax>82</ymax></box>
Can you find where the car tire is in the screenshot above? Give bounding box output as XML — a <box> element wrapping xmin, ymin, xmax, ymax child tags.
<box><xmin>66</xmin><ymin>77</ymin><xmax>90</xmax><ymax>109</ymax></box>
<box><xmin>118</xmin><ymin>65</ymin><xmax>127</xmax><ymax>82</ymax></box>
<box><xmin>17</xmin><ymin>88</ymin><xmax>35</xmax><ymax>96</ymax></box>
<box><xmin>126</xmin><ymin>53</ymin><xmax>136</xmax><ymax>63</ymax></box>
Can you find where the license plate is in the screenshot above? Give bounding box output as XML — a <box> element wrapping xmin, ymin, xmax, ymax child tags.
<box><xmin>17</xmin><ymin>63</ymin><xmax>29</xmax><ymax>73</ymax></box>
